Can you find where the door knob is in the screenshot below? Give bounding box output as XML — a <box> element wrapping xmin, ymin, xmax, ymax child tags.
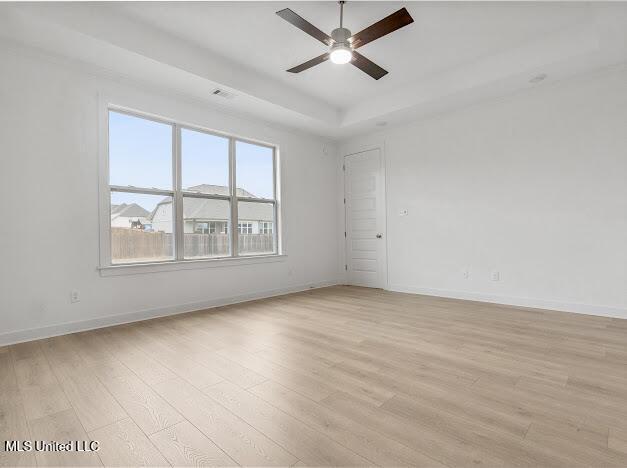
<box><xmin>376</xmin><ymin>233</ymin><xmax>383</xmax><ymax>239</ymax></box>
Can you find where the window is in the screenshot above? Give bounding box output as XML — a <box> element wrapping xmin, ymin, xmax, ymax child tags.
<box><xmin>106</xmin><ymin>108</ymin><xmax>279</xmax><ymax>265</ymax></box>
<box><xmin>193</xmin><ymin>221</ymin><xmax>228</xmax><ymax>235</ymax></box>
<box><xmin>238</xmin><ymin>222</ymin><xmax>253</xmax><ymax>234</ymax></box>
<box><xmin>210</xmin><ymin>221</ymin><xmax>228</xmax><ymax>234</ymax></box>
<box><xmin>236</xmin><ymin>141</ymin><xmax>276</xmax><ymax>255</ymax></box>
<box><xmin>194</xmin><ymin>222</ymin><xmax>209</xmax><ymax>234</ymax></box>
<box><xmin>260</xmin><ymin>222</ymin><xmax>273</xmax><ymax>235</ymax></box>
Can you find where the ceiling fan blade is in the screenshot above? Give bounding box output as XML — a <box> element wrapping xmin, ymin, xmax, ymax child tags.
<box><xmin>349</xmin><ymin>7</ymin><xmax>414</xmax><ymax>49</ymax></box>
<box><xmin>276</xmin><ymin>8</ymin><xmax>333</xmax><ymax>46</ymax></box>
<box><xmin>287</xmin><ymin>53</ymin><xmax>330</xmax><ymax>73</ymax></box>
<box><xmin>351</xmin><ymin>51</ymin><xmax>388</xmax><ymax>80</ymax></box>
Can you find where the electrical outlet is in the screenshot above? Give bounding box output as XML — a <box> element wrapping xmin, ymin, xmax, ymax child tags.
<box><xmin>70</xmin><ymin>290</ymin><xmax>80</xmax><ymax>303</ymax></box>
<box><xmin>491</xmin><ymin>271</ymin><xmax>500</xmax><ymax>282</ymax></box>
<box><xmin>399</xmin><ymin>209</ymin><xmax>408</xmax><ymax>216</ymax></box>
<box><xmin>463</xmin><ymin>269</ymin><xmax>470</xmax><ymax>280</ymax></box>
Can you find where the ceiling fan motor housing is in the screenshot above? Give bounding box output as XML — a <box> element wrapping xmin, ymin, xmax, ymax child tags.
<box><xmin>331</xmin><ymin>27</ymin><xmax>352</xmax><ymax>47</ymax></box>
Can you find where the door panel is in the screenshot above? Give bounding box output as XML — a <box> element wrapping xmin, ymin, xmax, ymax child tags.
<box><xmin>344</xmin><ymin>149</ymin><xmax>386</xmax><ymax>288</ymax></box>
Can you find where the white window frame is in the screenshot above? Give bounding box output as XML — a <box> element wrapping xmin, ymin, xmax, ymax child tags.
<box><xmin>208</xmin><ymin>221</ymin><xmax>227</xmax><ymax>234</ymax></box>
<box><xmin>98</xmin><ymin>102</ymin><xmax>283</xmax><ymax>275</ymax></box>
<box><xmin>260</xmin><ymin>221</ymin><xmax>273</xmax><ymax>235</ymax></box>
<box><xmin>237</xmin><ymin>222</ymin><xmax>253</xmax><ymax>234</ymax></box>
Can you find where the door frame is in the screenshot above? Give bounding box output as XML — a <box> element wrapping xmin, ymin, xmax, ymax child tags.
<box><xmin>343</xmin><ymin>147</ymin><xmax>388</xmax><ymax>289</ymax></box>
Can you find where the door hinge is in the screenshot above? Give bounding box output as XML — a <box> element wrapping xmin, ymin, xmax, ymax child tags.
<box><xmin>342</xmin><ymin>164</ymin><xmax>345</xmax><ymax>171</ymax></box>
<box><xmin>343</xmin><ymin>198</ymin><xmax>346</xmax><ymax>204</ymax></box>
<box><xmin>344</xmin><ymin>231</ymin><xmax>347</xmax><ymax>237</ymax></box>
<box><xmin>345</xmin><ymin>264</ymin><xmax>348</xmax><ymax>271</ymax></box>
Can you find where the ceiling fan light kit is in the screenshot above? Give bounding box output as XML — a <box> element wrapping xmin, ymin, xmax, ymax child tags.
<box><xmin>277</xmin><ymin>1</ymin><xmax>414</xmax><ymax>79</ymax></box>
<box><xmin>330</xmin><ymin>44</ymin><xmax>353</xmax><ymax>65</ymax></box>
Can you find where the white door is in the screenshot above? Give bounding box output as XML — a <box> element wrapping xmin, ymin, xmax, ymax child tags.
<box><xmin>344</xmin><ymin>149</ymin><xmax>387</xmax><ymax>288</ymax></box>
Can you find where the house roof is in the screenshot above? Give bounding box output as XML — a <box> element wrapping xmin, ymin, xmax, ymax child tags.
<box><xmin>151</xmin><ymin>184</ymin><xmax>273</xmax><ymax>222</ymax></box>
<box><xmin>111</xmin><ymin>203</ymin><xmax>150</xmax><ymax>218</ymax></box>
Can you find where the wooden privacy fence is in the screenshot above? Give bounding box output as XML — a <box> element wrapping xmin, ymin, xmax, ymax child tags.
<box><xmin>112</xmin><ymin>228</ymin><xmax>173</xmax><ymax>261</ymax></box>
<box><xmin>185</xmin><ymin>233</ymin><xmax>229</xmax><ymax>257</ymax></box>
<box><xmin>112</xmin><ymin>228</ymin><xmax>274</xmax><ymax>261</ymax></box>
<box><xmin>238</xmin><ymin>233</ymin><xmax>275</xmax><ymax>255</ymax></box>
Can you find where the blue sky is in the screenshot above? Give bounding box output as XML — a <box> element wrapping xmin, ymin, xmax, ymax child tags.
<box><xmin>109</xmin><ymin>111</ymin><xmax>273</xmax><ymax>211</ymax></box>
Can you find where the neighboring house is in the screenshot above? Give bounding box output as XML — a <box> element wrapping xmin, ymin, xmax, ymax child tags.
<box><xmin>111</xmin><ymin>203</ymin><xmax>152</xmax><ymax>230</ymax></box>
<box><xmin>150</xmin><ymin>184</ymin><xmax>273</xmax><ymax>235</ymax></box>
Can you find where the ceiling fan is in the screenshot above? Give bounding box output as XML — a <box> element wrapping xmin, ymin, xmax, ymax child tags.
<box><xmin>276</xmin><ymin>1</ymin><xmax>414</xmax><ymax>80</ymax></box>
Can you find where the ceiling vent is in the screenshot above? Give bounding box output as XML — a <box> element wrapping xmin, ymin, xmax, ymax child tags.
<box><xmin>529</xmin><ymin>74</ymin><xmax>547</xmax><ymax>84</ymax></box>
<box><xmin>211</xmin><ymin>88</ymin><xmax>235</xmax><ymax>99</ymax></box>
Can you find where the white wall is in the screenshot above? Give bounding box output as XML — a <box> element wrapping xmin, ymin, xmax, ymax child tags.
<box><xmin>341</xmin><ymin>65</ymin><xmax>627</xmax><ymax>318</ymax></box>
<box><xmin>0</xmin><ymin>43</ymin><xmax>341</xmax><ymax>345</ymax></box>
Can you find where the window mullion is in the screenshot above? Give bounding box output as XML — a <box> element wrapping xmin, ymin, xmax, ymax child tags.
<box><xmin>229</xmin><ymin>137</ymin><xmax>238</xmax><ymax>257</ymax></box>
<box><xmin>235</xmin><ymin>196</ymin><xmax>276</xmax><ymax>204</ymax></box>
<box><xmin>272</xmin><ymin>147</ymin><xmax>279</xmax><ymax>254</ymax></box>
<box><xmin>180</xmin><ymin>192</ymin><xmax>231</xmax><ymax>201</ymax></box>
<box><xmin>110</xmin><ymin>186</ymin><xmax>173</xmax><ymax>196</ymax></box>
<box><xmin>174</xmin><ymin>124</ymin><xmax>184</xmax><ymax>261</ymax></box>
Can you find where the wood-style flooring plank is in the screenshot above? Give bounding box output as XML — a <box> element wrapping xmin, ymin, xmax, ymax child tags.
<box><xmin>6</xmin><ymin>285</ymin><xmax>627</xmax><ymax>467</ymax></box>
<box><xmin>123</xmin><ymin>325</ymin><xmax>226</xmax><ymax>389</ymax></box>
<box><xmin>149</xmin><ymin>420</ymin><xmax>237</xmax><ymax>467</ymax></box>
<box><xmin>11</xmin><ymin>343</ymin><xmax>72</xmax><ymax>421</ymax></box>
<box><xmin>153</xmin><ymin>377</ymin><xmax>299</xmax><ymax>466</ymax></box>
<box><xmin>203</xmin><ymin>380</ymin><xmax>370</xmax><ymax>466</ymax></box>
<box><xmin>91</xmin><ymin>361</ymin><xmax>184</xmax><ymax>436</ymax></box>
<box><xmin>39</xmin><ymin>336</ymin><xmax>128</xmax><ymax>432</ymax></box>
<box><xmin>28</xmin><ymin>409</ymin><xmax>102</xmax><ymax>466</ymax></box>
<box><xmin>88</xmin><ymin>418</ymin><xmax>168</xmax><ymax>467</ymax></box>
<box><xmin>609</xmin><ymin>428</ymin><xmax>627</xmax><ymax>455</ymax></box>
<box><xmin>89</xmin><ymin>328</ymin><xmax>179</xmax><ymax>387</ymax></box>
<box><xmin>214</xmin><ymin>347</ymin><xmax>335</xmax><ymax>402</ymax></box>
<box><xmin>0</xmin><ymin>352</ymin><xmax>36</xmax><ymax>467</ymax></box>
<box><xmin>249</xmin><ymin>380</ymin><xmax>446</xmax><ymax>467</ymax></box>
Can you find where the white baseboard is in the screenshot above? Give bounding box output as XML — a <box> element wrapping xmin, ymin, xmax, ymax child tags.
<box><xmin>5</xmin><ymin>281</ymin><xmax>622</xmax><ymax>347</ymax></box>
<box><xmin>388</xmin><ymin>284</ymin><xmax>627</xmax><ymax>320</ymax></box>
<box><xmin>0</xmin><ymin>280</ymin><xmax>340</xmax><ymax>347</ymax></box>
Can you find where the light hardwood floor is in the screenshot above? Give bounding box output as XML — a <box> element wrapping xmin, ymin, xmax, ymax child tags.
<box><xmin>2</xmin><ymin>286</ymin><xmax>627</xmax><ymax>467</ymax></box>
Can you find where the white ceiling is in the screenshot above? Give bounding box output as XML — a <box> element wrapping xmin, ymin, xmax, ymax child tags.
<box><xmin>118</xmin><ymin>1</ymin><xmax>594</xmax><ymax>108</ymax></box>
<box><xmin>2</xmin><ymin>2</ymin><xmax>627</xmax><ymax>139</ymax></box>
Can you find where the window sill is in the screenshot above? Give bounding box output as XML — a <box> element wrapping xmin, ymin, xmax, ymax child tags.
<box><xmin>98</xmin><ymin>254</ymin><xmax>287</xmax><ymax>277</ymax></box>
